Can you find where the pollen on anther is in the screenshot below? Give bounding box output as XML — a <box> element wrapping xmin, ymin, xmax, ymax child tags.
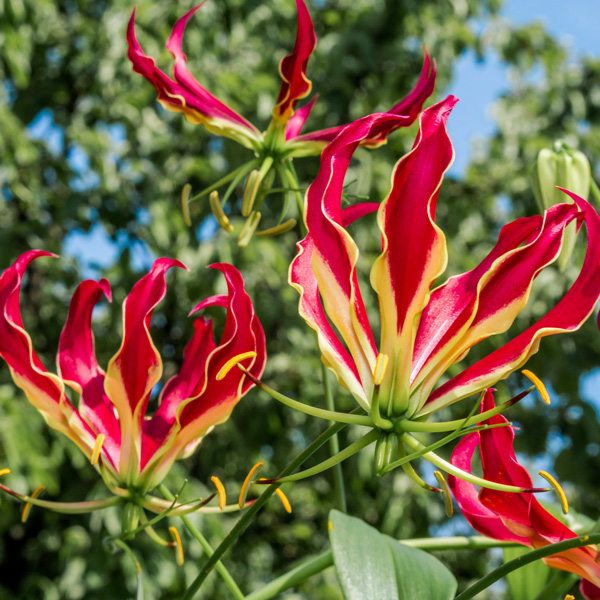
<box><xmin>90</xmin><ymin>434</ymin><xmax>105</xmax><ymax>465</ymax></box>
<box><xmin>564</xmin><ymin>595</ymin><xmax>575</xmax><ymax>600</ymax></box>
<box><xmin>239</xmin><ymin>462</ymin><xmax>264</xmax><ymax>508</ymax></box>
<box><xmin>433</xmin><ymin>471</ymin><xmax>453</xmax><ymax>517</ymax></box>
<box><xmin>258</xmin><ymin>478</ymin><xmax>292</xmax><ymax>513</ymax></box>
<box><xmin>210</xmin><ymin>476</ymin><xmax>227</xmax><ymax>510</ymax></box>
<box><xmin>21</xmin><ymin>485</ymin><xmax>45</xmax><ymax>523</ymax></box>
<box><xmin>217</xmin><ymin>351</ymin><xmax>258</xmax><ymax>381</ymax></box>
<box><xmin>521</xmin><ymin>370</ymin><xmax>551</xmax><ymax>405</ymax></box>
<box><xmin>539</xmin><ymin>470</ymin><xmax>568</xmax><ymax>514</ymax></box>
<box><xmin>169</xmin><ymin>526</ymin><xmax>184</xmax><ymax>565</ymax></box>
<box><xmin>0</xmin><ymin>468</ymin><xmax>10</xmax><ymax>477</ymax></box>
<box><xmin>373</xmin><ymin>353</ymin><xmax>389</xmax><ymax>386</ymax></box>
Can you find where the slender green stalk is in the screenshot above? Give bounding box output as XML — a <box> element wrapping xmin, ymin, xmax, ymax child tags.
<box><xmin>157</xmin><ymin>485</ymin><xmax>244</xmax><ymax>600</ymax></box>
<box><xmin>189</xmin><ymin>160</ymin><xmax>259</xmax><ymax>204</ymax></box>
<box><xmin>397</xmin><ymin>388</ymin><xmax>532</xmax><ymax>433</ymax></box>
<box><xmin>590</xmin><ymin>178</ymin><xmax>600</xmax><ymax>204</ymax></box>
<box><xmin>402</xmin><ymin>434</ymin><xmax>550</xmax><ymax>494</ymax></box>
<box><xmin>181</xmin><ymin>419</ymin><xmax>351</xmax><ymax>600</ymax></box>
<box><xmin>322</xmin><ymin>363</ymin><xmax>347</xmax><ymax>513</ymax></box>
<box><xmin>455</xmin><ymin>533</ymin><xmax>600</xmax><ymax>600</ymax></box>
<box><xmin>269</xmin><ymin>429</ymin><xmax>379</xmax><ymax>484</ymax></box>
<box><xmin>238</xmin><ymin>365</ymin><xmax>373</xmax><ymax>427</ymax></box>
<box><xmin>245</xmin><ymin>537</ymin><xmax>519</xmax><ymax>600</ymax></box>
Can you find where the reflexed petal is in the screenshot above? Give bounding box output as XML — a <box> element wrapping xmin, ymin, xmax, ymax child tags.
<box><xmin>412</xmin><ymin>202</ymin><xmax>579</xmax><ymax>415</ymax></box>
<box><xmin>58</xmin><ymin>279</ymin><xmax>120</xmax><ymax>470</ymax></box>
<box><xmin>0</xmin><ymin>251</ymin><xmax>95</xmax><ymax>456</ymax></box>
<box><xmin>423</xmin><ymin>194</ymin><xmax>600</xmax><ymax>416</ymax></box>
<box><xmin>127</xmin><ymin>7</ymin><xmax>261</xmax><ymax>148</ymax></box>
<box><xmin>140</xmin><ymin>264</ymin><xmax>265</xmax><ymax>488</ymax></box>
<box><xmin>450</xmin><ymin>392</ymin><xmax>600</xmax><ymax>588</ymax></box>
<box><xmin>273</xmin><ymin>0</ymin><xmax>316</xmax><ymax>121</ymax></box>
<box><xmin>289</xmin><ymin>51</ymin><xmax>436</xmax><ymax>147</ymax></box>
<box><xmin>285</xmin><ymin>95</ymin><xmax>318</xmax><ymax>140</ymax></box>
<box><xmin>300</xmin><ymin>114</ymin><xmax>405</xmax><ymax>402</ymax></box>
<box><xmin>371</xmin><ymin>96</ymin><xmax>456</xmax><ymax>414</ymax></box>
<box><xmin>104</xmin><ymin>258</ymin><xmax>187</xmax><ymax>482</ymax></box>
<box><xmin>289</xmin><ymin>201</ymin><xmax>380</xmax><ymax>408</ymax></box>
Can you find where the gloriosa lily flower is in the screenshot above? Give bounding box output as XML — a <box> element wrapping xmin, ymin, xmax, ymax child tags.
<box><xmin>127</xmin><ymin>0</ymin><xmax>435</xmax><ymax>243</ymax></box>
<box><xmin>449</xmin><ymin>390</ymin><xmax>600</xmax><ymax>600</ymax></box>
<box><xmin>0</xmin><ymin>251</ymin><xmax>265</xmax><ymax>501</ymax></box>
<box><xmin>289</xmin><ymin>96</ymin><xmax>600</xmax><ymax>471</ymax></box>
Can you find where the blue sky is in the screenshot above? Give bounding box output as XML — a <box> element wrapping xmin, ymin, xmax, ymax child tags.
<box><xmin>447</xmin><ymin>0</ymin><xmax>600</xmax><ymax>173</ymax></box>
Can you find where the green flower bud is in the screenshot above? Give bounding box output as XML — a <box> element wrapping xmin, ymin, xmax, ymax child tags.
<box><xmin>531</xmin><ymin>141</ymin><xmax>591</xmax><ymax>270</ymax></box>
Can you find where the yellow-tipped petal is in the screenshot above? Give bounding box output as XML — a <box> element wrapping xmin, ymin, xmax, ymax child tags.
<box><xmin>216</xmin><ymin>351</ymin><xmax>258</xmax><ymax>380</ymax></box>
<box><xmin>521</xmin><ymin>370</ymin><xmax>551</xmax><ymax>404</ymax></box>
<box><xmin>21</xmin><ymin>485</ymin><xmax>45</xmax><ymax>523</ymax></box>
<box><xmin>0</xmin><ymin>468</ymin><xmax>10</xmax><ymax>477</ymax></box>
<box><xmin>209</xmin><ymin>190</ymin><xmax>234</xmax><ymax>233</ymax></box>
<box><xmin>210</xmin><ymin>475</ymin><xmax>227</xmax><ymax>510</ymax></box>
<box><xmin>255</xmin><ymin>218</ymin><xmax>297</xmax><ymax>237</ymax></box>
<box><xmin>181</xmin><ymin>183</ymin><xmax>192</xmax><ymax>226</ymax></box>
<box><xmin>373</xmin><ymin>353</ymin><xmax>389</xmax><ymax>386</ymax></box>
<box><xmin>168</xmin><ymin>526</ymin><xmax>184</xmax><ymax>565</ymax></box>
<box><xmin>239</xmin><ymin>462</ymin><xmax>264</xmax><ymax>509</ymax></box>
<box><xmin>434</xmin><ymin>471</ymin><xmax>453</xmax><ymax>517</ymax></box>
<box><xmin>539</xmin><ymin>470</ymin><xmax>568</xmax><ymax>514</ymax></box>
<box><xmin>90</xmin><ymin>433</ymin><xmax>105</xmax><ymax>466</ymax></box>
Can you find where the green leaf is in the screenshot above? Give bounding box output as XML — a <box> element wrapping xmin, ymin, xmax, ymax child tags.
<box><xmin>503</xmin><ymin>546</ymin><xmax>550</xmax><ymax>600</ymax></box>
<box><xmin>328</xmin><ymin>509</ymin><xmax>457</xmax><ymax>600</ymax></box>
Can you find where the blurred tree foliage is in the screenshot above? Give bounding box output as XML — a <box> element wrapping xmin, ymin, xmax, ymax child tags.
<box><xmin>0</xmin><ymin>0</ymin><xmax>599</xmax><ymax>598</ymax></box>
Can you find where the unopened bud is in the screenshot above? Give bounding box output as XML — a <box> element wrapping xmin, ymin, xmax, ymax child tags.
<box><xmin>532</xmin><ymin>141</ymin><xmax>591</xmax><ymax>270</ymax></box>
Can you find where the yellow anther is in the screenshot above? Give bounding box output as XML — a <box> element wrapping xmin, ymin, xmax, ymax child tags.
<box><xmin>242</xmin><ymin>170</ymin><xmax>261</xmax><ymax>216</ymax></box>
<box><xmin>210</xmin><ymin>475</ymin><xmax>227</xmax><ymax>510</ymax></box>
<box><xmin>373</xmin><ymin>353</ymin><xmax>389</xmax><ymax>386</ymax></box>
<box><xmin>216</xmin><ymin>351</ymin><xmax>258</xmax><ymax>381</ymax></box>
<box><xmin>433</xmin><ymin>471</ymin><xmax>453</xmax><ymax>518</ymax></box>
<box><xmin>209</xmin><ymin>190</ymin><xmax>234</xmax><ymax>233</ymax></box>
<box><xmin>258</xmin><ymin>478</ymin><xmax>292</xmax><ymax>513</ymax></box>
<box><xmin>0</xmin><ymin>468</ymin><xmax>10</xmax><ymax>477</ymax></box>
<box><xmin>328</xmin><ymin>520</ymin><xmax>333</xmax><ymax>531</ymax></box>
<box><xmin>238</xmin><ymin>210</ymin><xmax>262</xmax><ymax>247</ymax></box>
<box><xmin>168</xmin><ymin>526</ymin><xmax>184</xmax><ymax>565</ymax></box>
<box><xmin>521</xmin><ymin>370</ymin><xmax>551</xmax><ymax>404</ymax></box>
<box><xmin>181</xmin><ymin>183</ymin><xmax>192</xmax><ymax>226</ymax></box>
<box><xmin>239</xmin><ymin>462</ymin><xmax>264</xmax><ymax>509</ymax></box>
<box><xmin>255</xmin><ymin>218</ymin><xmax>297</xmax><ymax>237</ymax></box>
<box><xmin>90</xmin><ymin>434</ymin><xmax>105</xmax><ymax>465</ymax></box>
<box><xmin>539</xmin><ymin>470</ymin><xmax>569</xmax><ymax>514</ymax></box>
<box><xmin>21</xmin><ymin>485</ymin><xmax>45</xmax><ymax>523</ymax></box>
<box><xmin>564</xmin><ymin>595</ymin><xmax>575</xmax><ymax>600</ymax></box>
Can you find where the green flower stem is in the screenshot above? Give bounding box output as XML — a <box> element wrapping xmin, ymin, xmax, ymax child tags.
<box><xmin>238</xmin><ymin>365</ymin><xmax>373</xmax><ymax>427</ymax></box>
<box><xmin>281</xmin><ymin>161</ymin><xmax>306</xmax><ymax>228</ymax></box>
<box><xmin>402</xmin><ymin>434</ymin><xmax>550</xmax><ymax>494</ymax></box>
<box><xmin>157</xmin><ymin>484</ymin><xmax>245</xmax><ymax>600</ymax></box>
<box><xmin>322</xmin><ymin>363</ymin><xmax>347</xmax><ymax>513</ymax></box>
<box><xmin>0</xmin><ymin>483</ymin><xmax>124</xmax><ymax>513</ymax></box>
<box><xmin>268</xmin><ymin>429</ymin><xmax>379</xmax><ymax>484</ymax></box>
<box><xmin>590</xmin><ymin>178</ymin><xmax>600</xmax><ymax>204</ymax></box>
<box><xmin>181</xmin><ymin>418</ymin><xmax>351</xmax><ymax>600</ymax></box>
<box><xmin>398</xmin><ymin>388</ymin><xmax>532</xmax><ymax>433</ymax></box>
<box><xmin>189</xmin><ymin>159</ymin><xmax>259</xmax><ymax>204</ymax></box>
<box><xmin>454</xmin><ymin>533</ymin><xmax>600</xmax><ymax>600</ymax></box>
<box><xmin>245</xmin><ymin>537</ymin><xmax>519</xmax><ymax>600</ymax></box>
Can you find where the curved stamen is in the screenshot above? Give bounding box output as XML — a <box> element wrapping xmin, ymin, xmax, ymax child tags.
<box><xmin>521</xmin><ymin>369</ymin><xmax>551</xmax><ymax>404</ymax></box>
<box><xmin>216</xmin><ymin>351</ymin><xmax>258</xmax><ymax>380</ymax></box>
<box><xmin>255</xmin><ymin>218</ymin><xmax>297</xmax><ymax>237</ymax></box>
<box><xmin>0</xmin><ymin>468</ymin><xmax>10</xmax><ymax>477</ymax></box>
<box><xmin>434</xmin><ymin>470</ymin><xmax>453</xmax><ymax>517</ymax></box>
<box><xmin>209</xmin><ymin>191</ymin><xmax>234</xmax><ymax>233</ymax></box>
<box><xmin>539</xmin><ymin>470</ymin><xmax>569</xmax><ymax>514</ymax></box>
<box><xmin>373</xmin><ymin>353</ymin><xmax>389</xmax><ymax>386</ymax></box>
<box><xmin>181</xmin><ymin>183</ymin><xmax>192</xmax><ymax>226</ymax></box>
<box><xmin>258</xmin><ymin>478</ymin><xmax>292</xmax><ymax>513</ymax></box>
<box><xmin>210</xmin><ymin>475</ymin><xmax>227</xmax><ymax>510</ymax></box>
<box><xmin>169</xmin><ymin>526</ymin><xmax>185</xmax><ymax>565</ymax></box>
<box><xmin>239</xmin><ymin>462</ymin><xmax>264</xmax><ymax>509</ymax></box>
<box><xmin>91</xmin><ymin>434</ymin><xmax>105</xmax><ymax>465</ymax></box>
<box><xmin>21</xmin><ymin>485</ymin><xmax>45</xmax><ymax>523</ymax></box>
